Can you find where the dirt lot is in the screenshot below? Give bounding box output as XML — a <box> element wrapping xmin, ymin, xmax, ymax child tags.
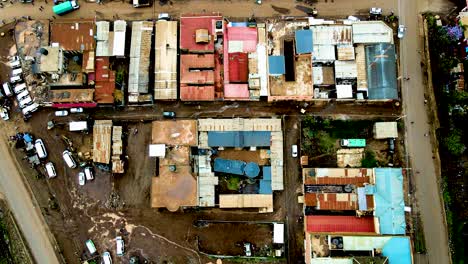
<box><xmin>196</xmin><ymin>222</ymin><xmax>274</xmax><ymax>256</ymax></box>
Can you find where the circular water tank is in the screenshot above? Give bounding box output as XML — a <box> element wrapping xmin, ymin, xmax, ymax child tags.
<box><xmin>244</xmin><ymin>162</ymin><xmax>260</xmax><ymax>178</ymax></box>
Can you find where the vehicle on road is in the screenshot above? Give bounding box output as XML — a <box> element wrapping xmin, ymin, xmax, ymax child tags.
<box><xmin>244</xmin><ymin>242</ymin><xmax>252</xmax><ymax>256</ymax></box>
<box><xmin>55</xmin><ymin>110</ymin><xmax>69</xmax><ymax>116</ymax></box>
<box><xmin>398</xmin><ymin>25</ymin><xmax>407</xmax><ymax>38</ymax></box>
<box><xmin>132</xmin><ymin>0</ymin><xmax>150</xmax><ymax>7</ymax></box>
<box><xmin>78</xmin><ymin>172</ymin><xmax>85</xmax><ymax>186</ymax></box>
<box><xmin>45</xmin><ymin>162</ymin><xmax>57</xmax><ymax>178</ymax></box>
<box><xmin>163</xmin><ymin>111</ymin><xmax>176</xmax><ymax>118</ymax></box>
<box><xmin>0</xmin><ymin>107</ymin><xmax>9</xmax><ymax>121</ymax></box>
<box><xmin>85</xmin><ymin>239</ymin><xmax>96</xmax><ymax>254</ymax></box>
<box><xmin>370</xmin><ymin>7</ymin><xmax>382</xmax><ymax>15</ymax></box>
<box><xmin>53</xmin><ymin>0</ymin><xmax>79</xmax><ymax>15</ymax></box>
<box><xmin>116</xmin><ymin>236</ymin><xmax>124</xmax><ymax>256</ymax></box>
<box><xmin>62</xmin><ymin>150</ymin><xmax>77</xmax><ymax>168</ymax></box>
<box><xmin>84</xmin><ymin>167</ymin><xmax>93</xmax><ymax>181</ymax></box>
<box><xmin>102</xmin><ymin>252</ymin><xmax>112</xmax><ymax>264</ymax></box>
<box><xmin>34</xmin><ymin>139</ymin><xmax>48</xmax><ymax>158</ymax></box>
<box><xmin>340</xmin><ymin>139</ymin><xmax>366</xmax><ymax>148</ymax></box>
<box><xmin>70</xmin><ymin>107</ymin><xmax>83</xmax><ymax>113</ymax></box>
<box><xmin>158</xmin><ymin>13</ymin><xmax>170</xmax><ymax>20</ymax></box>
<box><xmin>389</xmin><ymin>138</ymin><xmax>395</xmax><ymax>153</ymax></box>
<box><xmin>292</xmin><ymin>144</ymin><xmax>298</xmax><ymax>158</ymax></box>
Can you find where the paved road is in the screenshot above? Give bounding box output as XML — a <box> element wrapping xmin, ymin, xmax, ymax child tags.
<box><xmin>399</xmin><ymin>0</ymin><xmax>453</xmax><ymax>263</ymax></box>
<box><xmin>0</xmin><ymin>138</ymin><xmax>61</xmax><ymax>264</ymax></box>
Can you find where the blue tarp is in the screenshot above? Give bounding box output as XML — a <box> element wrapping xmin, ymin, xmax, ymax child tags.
<box><xmin>263</xmin><ymin>166</ymin><xmax>272</xmax><ymax>180</ymax></box>
<box><xmin>244</xmin><ymin>162</ymin><xmax>260</xmax><ymax>178</ymax></box>
<box><xmin>208</xmin><ymin>131</ymin><xmax>271</xmax><ymax>147</ymax></box>
<box><xmin>230</xmin><ymin>22</ymin><xmax>248</xmax><ymax>27</ymax></box>
<box><xmin>374</xmin><ymin>168</ymin><xmax>406</xmax><ymax>235</ymax></box>
<box><xmin>268</xmin><ymin>56</ymin><xmax>286</xmax><ymax>75</ymax></box>
<box><xmin>23</xmin><ymin>133</ymin><xmax>33</xmax><ymax>143</ymax></box>
<box><xmin>259</xmin><ymin>180</ymin><xmax>272</xmax><ymax>194</ymax></box>
<box><xmin>214</xmin><ymin>158</ymin><xmax>246</xmax><ymax>175</ymax></box>
<box><xmin>295</xmin><ymin>30</ymin><xmax>313</xmax><ymax>54</ymax></box>
<box><xmin>382</xmin><ymin>237</ymin><xmax>412</xmax><ymax>264</ymax></box>
<box><xmin>365</xmin><ymin>44</ymin><xmax>398</xmax><ymax>99</ymax></box>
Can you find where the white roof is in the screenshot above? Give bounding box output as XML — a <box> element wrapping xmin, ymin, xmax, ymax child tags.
<box><xmin>69</xmin><ymin>121</ymin><xmax>88</xmax><ymax>131</ymax></box>
<box><xmin>311</xmin><ymin>25</ymin><xmax>352</xmax><ymax>45</ymax></box>
<box><xmin>336</xmin><ymin>84</ymin><xmax>353</xmax><ymax>99</ymax></box>
<box><xmin>273</xmin><ymin>223</ymin><xmax>284</xmax><ymax>244</ymax></box>
<box><xmin>96</xmin><ymin>21</ymin><xmax>110</xmax><ymax>41</ymax></box>
<box><xmin>113</xmin><ymin>20</ymin><xmax>127</xmax><ymax>56</ymax></box>
<box><xmin>374</xmin><ymin>122</ymin><xmax>398</xmax><ymax>139</ymax></box>
<box><xmin>313</xmin><ymin>45</ymin><xmax>335</xmax><ymax>61</ymax></box>
<box><xmin>334</xmin><ymin>61</ymin><xmax>357</xmax><ymax>79</ymax></box>
<box><xmin>149</xmin><ymin>144</ymin><xmax>165</xmax><ymax>157</ymax></box>
<box><xmin>352</xmin><ymin>21</ymin><xmax>394</xmax><ymax>44</ymax></box>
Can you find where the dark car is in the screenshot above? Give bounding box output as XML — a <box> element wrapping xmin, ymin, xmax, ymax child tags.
<box><xmin>389</xmin><ymin>138</ymin><xmax>395</xmax><ymax>153</ymax></box>
<box><xmin>162</xmin><ymin>111</ymin><xmax>176</xmax><ymax>118</ymax></box>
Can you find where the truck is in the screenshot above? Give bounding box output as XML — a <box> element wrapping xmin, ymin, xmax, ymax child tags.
<box><xmin>53</xmin><ymin>0</ymin><xmax>79</xmax><ymax>16</ymax></box>
<box><xmin>69</xmin><ymin>121</ymin><xmax>88</xmax><ymax>132</ymax></box>
<box><xmin>340</xmin><ymin>139</ymin><xmax>366</xmax><ymax>148</ymax></box>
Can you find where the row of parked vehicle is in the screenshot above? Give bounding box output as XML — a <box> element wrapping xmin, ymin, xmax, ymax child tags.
<box><xmin>61</xmin><ymin>149</ymin><xmax>94</xmax><ymax>185</ymax></box>
<box><xmin>2</xmin><ymin>56</ymin><xmax>39</xmax><ymax>117</ymax></box>
<box><xmin>85</xmin><ymin>236</ymin><xmax>125</xmax><ymax>264</ymax></box>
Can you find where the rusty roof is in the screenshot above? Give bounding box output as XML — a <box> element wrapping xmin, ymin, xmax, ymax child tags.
<box><xmin>50</xmin><ymin>19</ymin><xmax>96</xmax><ymax>51</ymax></box>
<box><xmin>48</xmin><ymin>89</ymin><xmax>95</xmax><ymax>103</ymax></box>
<box><xmin>151</xmin><ymin>120</ymin><xmax>198</xmax><ymax>146</ymax></box>
<box><xmin>93</xmin><ymin>120</ymin><xmax>112</xmax><ymax>164</ymax></box>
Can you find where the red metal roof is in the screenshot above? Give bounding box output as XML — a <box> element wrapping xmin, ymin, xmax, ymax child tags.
<box><xmin>94</xmin><ymin>57</ymin><xmax>115</xmax><ymax>104</ymax></box>
<box><xmin>50</xmin><ymin>19</ymin><xmax>96</xmax><ymax>51</ymax></box>
<box><xmin>180</xmin><ymin>15</ymin><xmax>222</xmax><ymax>52</ymax></box>
<box><xmin>95</xmin><ymin>57</ymin><xmax>110</xmax><ymax>82</ymax></box>
<box><xmin>180</xmin><ymin>85</ymin><xmax>215</xmax><ymax>101</ymax></box>
<box><xmin>181</xmin><ymin>54</ymin><xmax>215</xmax><ymax>68</ymax></box>
<box><xmin>52</xmin><ymin>103</ymin><xmax>97</xmax><ymax>108</ymax></box>
<box><xmin>228</xmin><ymin>52</ymin><xmax>248</xmax><ymax>83</ymax></box>
<box><xmin>227</xmin><ymin>26</ymin><xmax>258</xmax><ymax>52</ymax></box>
<box><xmin>180</xmin><ymin>54</ymin><xmax>215</xmax><ymax>84</ymax></box>
<box><xmin>224</xmin><ymin>83</ymin><xmax>249</xmax><ymax>99</ymax></box>
<box><xmin>306</xmin><ymin>215</ymin><xmax>375</xmax><ymax>233</ymax></box>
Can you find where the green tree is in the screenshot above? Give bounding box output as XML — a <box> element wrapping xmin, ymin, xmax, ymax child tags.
<box><xmin>361</xmin><ymin>150</ymin><xmax>378</xmax><ymax>168</ymax></box>
<box><xmin>444</xmin><ymin>129</ymin><xmax>466</xmax><ymax>156</ymax></box>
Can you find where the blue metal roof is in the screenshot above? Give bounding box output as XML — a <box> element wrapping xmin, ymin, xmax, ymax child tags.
<box><xmin>263</xmin><ymin>166</ymin><xmax>272</xmax><ymax>180</ymax></box>
<box><xmin>365</xmin><ymin>44</ymin><xmax>398</xmax><ymax>99</ymax></box>
<box><xmin>295</xmin><ymin>30</ymin><xmax>313</xmax><ymax>54</ymax></box>
<box><xmin>382</xmin><ymin>237</ymin><xmax>412</xmax><ymax>264</ymax></box>
<box><xmin>268</xmin><ymin>56</ymin><xmax>286</xmax><ymax>75</ymax></box>
<box><xmin>208</xmin><ymin>131</ymin><xmax>271</xmax><ymax>147</ymax></box>
<box><xmin>259</xmin><ymin>180</ymin><xmax>272</xmax><ymax>194</ymax></box>
<box><xmin>214</xmin><ymin>158</ymin><xmax>245</xmax><ymax>175</ymax></box>
<box><xmin>244</xmin><ymin>162</ymin><xmax>260</xmax><ymax>178</ymax></box>
<box><xmin>374</xmin><ymin>168</ymin><xmax>406</xmax><ymax>235</ymax></box>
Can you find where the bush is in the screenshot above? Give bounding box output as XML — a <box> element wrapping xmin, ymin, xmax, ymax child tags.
<box><xmin>444</xmin><ymin>129</ymin><xmax>466</xmax><ymax>156</ymax></box>
<box><xmin>361</xmin><ymin>150</ymin><xmax>378</xmax><ymax>168</ymax></box>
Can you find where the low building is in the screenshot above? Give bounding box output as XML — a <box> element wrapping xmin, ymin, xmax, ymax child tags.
<box><xmin>50</xmin><ymin>19</ymin><xmax>96</xmax><ymax>51</ymax></box>
<box><xmin>154</xmin><ymin>20</ymin><xmax>178</xmax><ymax>100</ymax></box>
<box><xmin>94</xmin><ymin>57</ymin><xmax>116</xmax><ymax>104</ymax></box>
<box><xmin>374</xmin><ymin>122</ymin><xmax>398</xmax><ymax>139</ymax></box>
<box><xmin>111</xmin><ymin>126</ymin><xmax>124</xmax><ymax>173</ymax></box>
<box><xmin>93</xmin><ymin>120</ymin><xmax>112</xmax><ymax>164</ymax></box>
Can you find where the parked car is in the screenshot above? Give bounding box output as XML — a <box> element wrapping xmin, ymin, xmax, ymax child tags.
<box><xmin>11</xmin><ymin>68</ymin><xmax>23</xmax><ymax>76</ymax></box>
<box><xmin>0</xmin><ymin>107</ymin><xmax>9</xmax><ymax>121</ymax></box>
<box><xmin>2</xmin><ymin>82</ymin><xmax>13</xmax><ymax>97</ymax></box>
<box><xmin>14</xmin><ymin>83</ymin><xmax>27</xmax><ymax>94</ymax></box>
<box><xmin>18</xmin><ymin>96</ymin><xmax>33</xmax><ymax>108</ymax></box>
<box><xmin>45</xmin><ymin>162</ymin><xmax>57</xmax><ymax>178</ymax></box>
<box><xmin>85</xmin><ymin>239</ymin><xmax>96</xmax><ymax>254</ymax></box>
<box><xmin>9</xmin><ymin>75</ymin><xmax>22</xmax><ymax>84</ymax></box>
<box><xmin>63</xmin><ymin>150</ymin><xmax>77</xmax><ymax>168</ymax></box>
<box><xmin>55</xmin><ymin>110</ymin><xmax>69</xmax><ymax>116</ymax></box>
<box><xmin>292</xmin><ymin>145</ymin><xmax>298</xmax><ymax>158</ymax></box>
<box><xmin>34</xmin><ymin>139</ymin><xmax>48</xmax><ymax>158</ymax></box>
<box><xmin>16</xmin><ymin>89</ymin><xmax>29</xmax><ymax>101</ymax></box>
<box><xmin>78</xmin><ymin>172</ymin><xmax>85</xmax><ymax>186</ymax></box>
<box><xmin>84</xmin><ymin>167</ymin><xmax>94</xmax><ymax>181</ymax></box>
<box><xmin>10</xmin><ymin>59</ymin><xmax>21</xmax><ymax>69</ymax></box>
<box><xmin>398</xmin><ymin>25</ymin><xmax>407</xmax><ymax>38</ymax></box>
<box><xmin>162</xmin><ymin>111</ymin><xmax>176</xmax><ymax>118</ymax></box>
<box><xmin>244</xmin><ymin>242</ymin><xmax>252</xmax><ymax>257</ymax></box>
<box><xmin>389</xmin><ymin>138</ymin><xmax>395</xmax><ymax>153</ymax></box>
<box><xmin>21</xmin><ymin>102</ymin><xmax>39</xmax><ymax>115</ymax></box>
<box><xmin>102</xmin><ymin>252</ymin><xmax>112</xmax><ymax>264</ymax></box>
<box><xmin>70</xmin><ymin>107</ymin><xmax>83</xmax><ymax>113</ymax></box>
<box><xmin>116</xmin><ymin>236</ymin><xmax>124</xmax><ymax>256</ymax></box>
<box><xmin>370</xmin><ymin>7</ymin><xmax>382</xmax><ymax>15</ymax></box>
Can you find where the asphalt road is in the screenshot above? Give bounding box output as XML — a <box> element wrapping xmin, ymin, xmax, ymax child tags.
<box><xmin>0</xmin><ymin>138</ymin><xmax>61</xmax><ymax>264</ymax></box>
<box><xmin>399</xmin><ymin>0</ymin><xmax>453</xmax><ymax>263</ymax></box>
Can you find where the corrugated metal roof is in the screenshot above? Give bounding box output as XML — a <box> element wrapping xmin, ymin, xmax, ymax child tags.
<box><xmin>93</xmin><ymin>120</ymin><xmax>112</xmax><ymax>164</ymax></box>
<box><xmin>180</xmin><ymin>85</ymin><xmax>215</xmax><ymax>101</ymax></box>
<box><xmin>155</xmin><ymin>20</ymin><xmax>178</xmax><ymax>100</ymax></box>
<box><xmin>295</xmin><ymin>30</ymin><xmax>313</xmax><ymax>54</ymax></box>
<box><xmin>128</xmin><ymin>21</ymin><xmax>153</xmax><ymax>95</ymax></box>
<box><xmin>311</xmin><ymin>25</ymin><xmax>352</xmax><ymax>45</ymax></box>
<box><xmin>180</xmin><ymin>54</ymin><xmax>215</xmax><ymax>85</ymax></box>
<box><xmin>312</xmin><ymin>45</ymin><xmax>336</xmax><ymax>61</ymax></box>
<box><xmin>374</xmin><ymin>122</ymin><xmax>398</xmax><ymax>139</ymax></box>
<box><xmin>112</xmin><ymin>20</ymin><xmax>127</xmax><ymax>56</ymax></box>
<box><xmin>263</xmin><ymin>166</ymin><xmax>271</xmax><ymax>180</ymax></box>
<box><xmin>224</xmin><ymin>84</ymin><xmax>249</xmax><ymax>99</ymax></box>
<box><xmin>50</xmin><ymin>19</ymin><xmax>95</xmax><ymax>51</ymax></box>
<box><xmin>228</xmin><ymin>52</ymin><xmax>249</xmax><ymax>83</ymax></box>
<box><xmin>214</xmin><ymin>158</ymin><xmax>246</xmax><ymax>175</ymax></box>
<box><xmin>219</xmin><ymin>194</ymin><xmax>273</xmax><ymax>209</ymax></box>
<box><xmin>382</xmin><ymin>237</ymin><xmax>412</xmax><ymax>264</ymax></box>
<box><xmin>207</xmin><ymin>131</ymin><xmax>271</xmax><ymax>147</ymax></box>
<box><xmin>268</xmin><ymin>56</ymin><xmax>285</xmax><ymax>75</ymax></box>
<box><xmin>198</xmin><ymin>118</ymin><xmax>282</xmax><ymax>132</ymax></box>
<box><xmin>334</xmin><ymin>60</ymin><xmax>357</xmax><ymax>79</ymax></box>
<box><xmin>49</xmin><ymin>89</ymin><xmax>95</xmax><ymax>103</ymax></box>
<box><xmin>336</xmin><ymin>84</ymin><xmax>353</xmax><ymax>98</ymax></box>
<box><xmin>259</xmin><ymin>179</ymin><xmax>272</xmax><ymax>194</ymax></box>
<box><xmin>337</xmin><ymin>45</ymin><xmax>355</xmax><ymax>60</ymax></box>
<box><xmin>365</xmin><ymin>43</ymin><xmax>398</xmax><ymax>99</ymax></box>
<box><xmin>306</xmin><ymin>215</ymin><xmax>376</xmax><ymax>233</ymax></box>
<box><xmin>96</xmin><ymin>21</ymin><xmax>110</xmax><ymax>41</ymax></box>
<box><xmin>180</xmin><ymin>15</ymin><xmax>222</xmax><ymax>52</ymax></box>
<box><xmin>352</xmin><ymin>21</ymin><xmax>394</xmax><ymax>44</ymax></box>
<box><xmin>227</xmin><ymin>26</ymin><xmax>257</xmax><ymax>52</ymax></box>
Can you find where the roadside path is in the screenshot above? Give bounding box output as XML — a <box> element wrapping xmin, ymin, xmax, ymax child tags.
<box><xmin>0</xmin><ymin>137</ymin><xmax>61</xmax><ymax>264</ymax></box>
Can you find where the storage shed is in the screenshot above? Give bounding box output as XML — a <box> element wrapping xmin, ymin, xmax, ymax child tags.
<box><xmin>373</xmin><ymin>122</ymin><xmax>398</xmax><ymax>139</ymax></box>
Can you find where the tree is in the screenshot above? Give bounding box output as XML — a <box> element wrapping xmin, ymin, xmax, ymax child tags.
<box><xmin>444</xmin><ymin>129</ymin><xmax>466</xmax><ymax>156</ymax></box>
<box><xmin>361</xmin><ymin>150</ymin><xmax>378</xmax><ymax>168</ymax></box>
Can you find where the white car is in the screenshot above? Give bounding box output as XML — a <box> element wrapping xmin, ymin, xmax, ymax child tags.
<box><xmin>102</xmin><ymin>252</ymin><xmax>112</xmax><ymax>264</ymax></box>
<box><xmin>398</xmin><ymin>25</ymin><xmax>407</xmax><ymax>38</ymax></box>
<box><xmin>0</xmin><ymin>108</ymin><xmax>9</xmax><ymax>121</ymax></box>
<box><xmin>84</xmin><ymin>167</ymin><xmax>94</xmax><ymax>181</ymax></box>
<box><xmin>70</xmin><ymin>107</ymin><xmax>84</xmax><ymax>113</ymax></box>
<box><xmin>55</xmin><ymin>110</ymin><xmax>69</xmax><ymax>116</ymax></box>
<box><xmin>116</xmin><ymin>236</ymin><xmax>124</xmax><ymax>256</ymax></box>
<box><xmin>45</xmin><ymin>162</ymin><xmax>57</xmax><ymax>178</ymax></box>
<box><xmin>78</xmin><ymin>172</ymin><xmax>85</xmax><ymax>186</ymax></box>
<box><xmin>22</xmin><ymin>102</ymin><xmax>39</xmax><ymax>115</ymax></box>
<box><xmin>370</xmin><ymin>7</ymin><xmax>382</xmax><ymax>15</ymax></box>
<box><xmin>292</xmin><ymin>144</ymin><xmax>298</xmax><ymax>158</ymax></box>
<box><xmin>19</xmin><ymin>96</ymin><xmax>33</xmax><ymax>108</ymax></box>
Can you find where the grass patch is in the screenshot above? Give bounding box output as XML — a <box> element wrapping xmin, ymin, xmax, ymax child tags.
<box><xmin>361</xmin><ymin>149</ymin><xmax>378</xmax><ymax>168</ymax></box>
<box><xmin>226</xmin><ymin>176</ymin><xmax>241</xmax><ymax>191</ymax></box>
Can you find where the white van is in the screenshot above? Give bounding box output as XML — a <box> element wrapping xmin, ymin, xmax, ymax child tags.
<box><xmin>16</xmin><ymin>90</ymin><xmax>29</xmax><ymax>101</ymax></box>
<box><xmin>10</xmin><ymin>60</ymin><xmax>21</xmax><ymax>68</ymax></box>
<box><xmin>45</xmin><ymin>162</ymin><xmax>57</xmax><ymax>178</ymax></box>
<box><xmin>84</xmin><ymin>167</ymin><xmax>94</xmax><ymax>181</ymax></box>
<box><xmin>2</xmin><ymin>82</ymin><xmax>13</xmax><ymax>97</ymax></box>
<box><xmin>10</xmin><ymin>75</ymin><xmax>22</xmax><ymax>84</ymax></box>
<box><xmin>14</xmin><ymin>83</ymin><xmax>27</xmax><ymax>94</ymax></box>
<box><xmin>12</xmin><ymin>68</ymin><xmax>23</xmax><ymax>76</ymax></box>
<box><xmin>85</xmin><ymin>239</ymin><xmax>96</xmax><ymax>254</ymax></box>
<box><xmin>35</xmin><ymin>139</ymin><xmax>48</xmax><ymax>158</ymax></box>
<box><xmin>62</xmin><ymin>150</ymin><xmax>77</xmax><ymax>168</ymax></box>
<box><xmin>22</xmin><ymin>102</ymin><xmax>39</xmax><ymax>115</ymax></box>
<box><xmin>292</xmin><ymin>144</ymin><xmax>298</xmax><ymax>158</ymax></box>
<box><xmin>19</xmin><ymin>96</ymin><xmax>33</xmax><ymax>108</ymax></box>
<box><xmin>116</xmin><ymin>236</ymin><xmax>124</xmax><ymax>256</ymax></box>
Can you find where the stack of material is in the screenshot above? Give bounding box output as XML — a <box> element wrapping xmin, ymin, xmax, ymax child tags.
<box><xmin>111</xmin><ymin>126</ymin><xmax>124</xmax><ymax>173</ymax></box>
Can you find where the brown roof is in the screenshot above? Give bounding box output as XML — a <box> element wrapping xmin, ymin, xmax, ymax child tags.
<box><xmin>316</xmin><ymin>193</ymin><xmax>358</xmax><ymax>210</ymax></box>
<box><xmin>151</xmin><ymin>120</ymin><xmax>198</xmax><ymax>146</ymax></box>
<box><xmin>93</xmin><ymin>120</ymin><xmax>112</xmax><ymax>164</ymax></box>
<box><xmin>50</xmin><ymin>19</ymin><xmax>96</xmax><ymax>51</ymax></box>
<box><xmin>48</xmin><ymin>89</ymin><xmax>95</xmax><ymax>103</ymax></box>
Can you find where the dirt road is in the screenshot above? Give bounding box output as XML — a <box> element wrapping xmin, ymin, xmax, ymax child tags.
<box><xmin>399</xmin><ymin>0</ymin><xmax>453</xmax><ymax>263</ymax></box>
<box><xmin>0</xmin><ymin>138</ymin><xmax>61</xmax><ymax>264</ymax></box>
